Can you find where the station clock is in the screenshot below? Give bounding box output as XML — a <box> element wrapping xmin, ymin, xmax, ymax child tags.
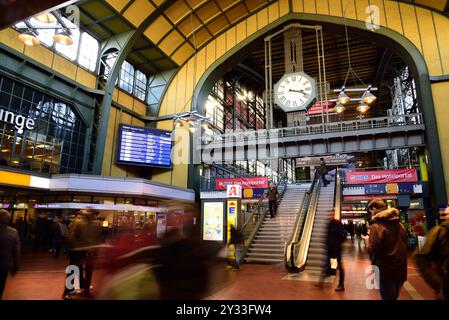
<box><xmin>273</xmin><ymin>72</ymin><xmax>317</xmax><ymax>112</ymax></box>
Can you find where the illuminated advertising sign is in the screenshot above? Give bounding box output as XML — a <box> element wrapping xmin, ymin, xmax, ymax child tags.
<box><xmin>227</xmin><ymin>200</ymin><xmax>238</xmax><ymax>242</ymax></box>
<box><xmin>203</xmin><ymin>202</ymin><xmax>224</xmax><ymax>241</ymax></box>
<box><xmin>226</xmin><ymin>185</ymin><xmax>242</xmax><ymax>198</ymax></box>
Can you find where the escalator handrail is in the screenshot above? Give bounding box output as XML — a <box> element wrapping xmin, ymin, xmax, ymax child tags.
<box><xmin>333</xmin><ymin>169</ymin><xmax>342</xmax><ymax>220</ymax></box>
<box><xmin>284</xmin><ymin>169</ymin><xmax>319</xmax><ymax>270</ymax></box>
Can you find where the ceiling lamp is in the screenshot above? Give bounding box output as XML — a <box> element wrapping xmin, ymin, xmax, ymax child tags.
<box><xmin>53</xmin><ymin>30</ymin><xmax>73</xmax><ymax>45</ymax></box>
<box><xmin>334</xmin><ymin>103</ymin><xmax>346</xmax><ymax>114</ymax></box>
<box><xmin>356</xmin><ymin>101</ymin><xmax>370</xmax><ymax>113</ymax></box>
<box><xmin>362</xmin><ymin>86</ymin><xmax>377</xmax><ymax>105</ymax></box>
<box><xmin>174</xmin><ymin>118</ymin><xmax>184</xmax><ymax>128</ymax></box>
<box><xmin>188</xmin><ymin>120</ymin><xmax>197</xmax><ymax>133</ymax></box>
<box><xmin>202</xmin><ymin>122</ymin><xmax>210</xmax><ymax>130</ymax></box>
<box><xmin>337</xmin><ymin>88</ymin><xmax>350</xmax><ymax>105</ymax></box>
<box><xmin>34</xmin><ymin>12</ymin><xmax>56</xmax><ymax>24</ymax></box>
<box><xmin>18</xmin><ymin>30</ymin><xmax>40</xmax><ymax>46</ymax></box>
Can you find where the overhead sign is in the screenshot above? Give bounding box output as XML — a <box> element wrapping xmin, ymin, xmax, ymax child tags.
<box><xmin>306</xmin><ymin>101</ymin><xmax>335</xmax><ymax>115</ymax></box>
<box><xmin>296</xmin><ymin>154</ymin><xmax>354</xmax><ymax>166</ymax></box>
<box><xmin>116</xmin><ymin>124</ymin><xmax>172</xmax><ymax>168</ymax></box>
<box><xmin>345</xmin><ymin>169</ymin><xmax>418</xmax><ymax>185</ymax></box>
<box><xmin>216</xmin><ymin>177</ymin><xmax>268</xmax><ymax>190</ymax></box>
<box><xmin>203</xmin><ymin>202</ymin><xmax>224</xmax><ymax>241</ymax></box>
<box><xmin>227</xmin><ymin>185</ymin><xmax>242</xmax><ymax>198</ymax></box>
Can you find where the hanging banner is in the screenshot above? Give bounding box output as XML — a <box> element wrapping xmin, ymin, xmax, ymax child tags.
<box><xmin>345</xmin><ymin>169</ymin><xmax>418</xmax><ymax>185</ymax></box>
<box><xmin>216</xmin><ymin>177</ymin><xmax>268</xmax><ymax>190</ymax></box>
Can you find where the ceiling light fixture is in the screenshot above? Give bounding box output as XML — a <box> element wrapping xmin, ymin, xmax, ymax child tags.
<box><xmin>356</xmin><ymin>101</ymin><xmax>370</xmax><ymax>113</ymax></box>
<box><xmin>362</xmin><ymin>85</ymin><xmax>377</xmax><ymax>105</ymax></box>
<box><xmin>18</xmin><ymin>30</ymin><xmax>40</xmax><ymax>46</ymax></box>
<box><xmin>334</xmin><ymin>103</ymin><xmax>346</xmax><ymax>114</ymax></box>
<box><xmin>53</xmin><ymin>29</ymin><xmax>73</xmax><ymax>45</ymax></box>
<box><xmin>34</xmin><ymin>12</ymin><xmax>56</xmax><ymax>24</ymax></box>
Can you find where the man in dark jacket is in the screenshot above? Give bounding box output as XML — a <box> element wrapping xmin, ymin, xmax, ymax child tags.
<box><xmin>0</xmin><ymin>209</ymin><xmax>20</xmax><ymax>299</ymax></box>
<box><xmin>318</xmin><ymin>158</ymin><xmax>329</xmax><ymax>187</ymax></box>
<box><xmin>414</xmin><ymin>212</ymin><xmax>449</xmax><ymax>300</ymax></box>
<box><xmin>367</xmin><ymin>199</ymin><xmax>408</xmax><ymax>300</ymax></box>
<box><xmin>317</xmin><ymin>219</ymin><xmax>347</xmax><ymax>291</ymax></box>
<box><xmin>267</xmin><ymin>182</ymin><xmax>278</xmax><ymax>218</ymax></box>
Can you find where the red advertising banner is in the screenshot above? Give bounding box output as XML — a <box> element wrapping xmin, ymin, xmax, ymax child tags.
<box><xmin>307</xmin><ymin>101</ymin><xmax>335</xmax><ymax>115</ymax></box>
<box><xmin>216</xmin><ymin>177</ymin><xmax>268</xmax><ymax>190</ymax></box>
<box><xmin>345</xmin><ymin>169</ymin><xmax>418</xmax><ymax>185</ymax></box>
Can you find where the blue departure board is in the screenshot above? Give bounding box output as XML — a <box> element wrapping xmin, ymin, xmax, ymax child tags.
<box><xmin>116</xmin><ymin>124</ymin><xmax>172</xmax><ymax>168</ymax></box>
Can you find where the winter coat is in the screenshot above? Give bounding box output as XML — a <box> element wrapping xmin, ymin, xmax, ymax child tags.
<box><xmin>0</xmin><ymin>224</ymin><xmax>20</xmax><ymax>270</ymax></box>
<box><xmin>68</xmin><ymin>218</ymin><xmax>102</xmax><ymax>251</ymax></box>
<box><xmin>327</xmin><ymin>220</ymin><xmax>346</xmax><ymax>258</ymax></box>
<box><xmin>267</xmin><ymin>187</ymin><xmax>278</xmax><ymax>201</ymax></box>
<box><xmin>414</xmin><ymin>219</ymin><xmax>449</xmax><ymax>293</ymax></box>
<box><xmin>368</xmin><ymin>207</ymin><xmax>408</xmax><ymax>284</ymax></box>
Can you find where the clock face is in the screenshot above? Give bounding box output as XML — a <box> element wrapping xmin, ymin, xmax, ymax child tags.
<box><xmin>274</xmin><ymin>72</ymin><xmax>317</xmax><ymax>112</ymax></box>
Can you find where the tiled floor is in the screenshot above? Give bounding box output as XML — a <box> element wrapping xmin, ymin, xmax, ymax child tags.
<box><xmin>1</xmin><ymin>240</ymin><xmax>436</xmax><ymax>300</ymax></box>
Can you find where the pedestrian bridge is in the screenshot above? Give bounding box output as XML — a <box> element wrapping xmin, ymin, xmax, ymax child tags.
<box><xmin>196</xmin><ymin>113</ymin><xmax>425</xmax><ymax>162</ymax></box>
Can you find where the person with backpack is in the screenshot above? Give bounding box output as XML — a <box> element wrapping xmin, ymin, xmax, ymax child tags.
<box><xmin>366</xmin><ymin>199</ymin><xmax>408</xmax><ymax>300</ymax></box>
<box><xmin>316</xmin><ymin>218</ymin><xmax>347</xmax><ymax>291</ymax></box>
<box><xmin>414</xmin><ymin>210</ymin><xmax>449</xmax><ymax>300</ymax></box>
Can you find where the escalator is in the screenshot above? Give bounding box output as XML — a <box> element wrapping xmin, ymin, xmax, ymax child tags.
<box><xmin>284</xmin><ymin>170</ymin><xmax>342</xmax><ymax>272</ymax></box>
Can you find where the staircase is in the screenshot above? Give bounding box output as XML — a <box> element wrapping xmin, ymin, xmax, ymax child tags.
<box><xmin>305</xmin><ymin>181</ymin><xmax>335</xmax><ymax>271</ymax></box>
<box><xmin>245</xmin><ymin>184</ymin><xmax>307</xmax><ymax>264</ymax></box>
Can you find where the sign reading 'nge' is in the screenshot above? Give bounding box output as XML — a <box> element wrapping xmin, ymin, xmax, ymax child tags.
<box><xmin>0</xmin><ymin>108</ymin><xmax>35</xmax><ymax>130</ymax></box>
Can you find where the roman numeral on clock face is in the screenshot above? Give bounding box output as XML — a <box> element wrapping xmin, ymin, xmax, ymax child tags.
<box><xmin>280</xmin><ymin>96</ymin><xmax>286</xmax><ymax>102</ymax></box>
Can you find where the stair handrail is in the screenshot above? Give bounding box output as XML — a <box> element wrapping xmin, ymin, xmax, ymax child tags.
<box><xmin>239</xmin><ymin>172</ymin><xmax>289</xmax><ymax>264</ymax></box>
<box><xmin>284</xmin><ymin>170</ymin><xmax>321</xmax><ymax>272</ymax></box>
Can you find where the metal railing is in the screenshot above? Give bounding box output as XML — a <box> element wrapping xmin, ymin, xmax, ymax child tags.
<box><xmin>239</xmin><ymin>172</ymin><xmax>289</xmax><ymax>264</ymax></box>
<box><xmin>199</xmin><ymin>113</ymin><xmax>424</xmax><ymax>145</ymax></box>
<box><xmin>284</xmin><ymin>170</ymin><xmax>320</xmax><ymax>272</ymax></box>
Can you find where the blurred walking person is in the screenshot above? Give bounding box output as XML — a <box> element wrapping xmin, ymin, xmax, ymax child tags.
<box><xmin>268</xmin><ymin>182</ymin><xmax>279</xmax><ymax>218</ymax></box>
<box><xmin>63</xmin><ymin>210</ymin><xmax>102</xmax><ymax>299</ymax></box>
<box><xmin>414</xmin><ymin>210</ymin><xmax>449</xmax><ymax>300</ymax></box>
<box><xmin>228</xmin><ymin>225</ymin><xmax>244</xmax><ymax>270</ymax></box>
<box><xmin>367</xmin><ymin>199</ymin><xmax>408</xmax><ymax>300</ymax></box>
<box><xmin>51</xmin><ymin>216</ymin><xmax>68</xmax><ymax>258</ymax></box>
<box><xmin>0</xmin><ymin>209</ymin><xmax>20</xmax><ymax>299</ymax></box>
<box><xmin>316</xmin><ymin>218</ymin><xmax>347</xmax><ymax>291</ymax></box>
<box><xmin>347</xmin><ymin>220</ymin><xmax>355</xmax><ymax>241</ymax></box>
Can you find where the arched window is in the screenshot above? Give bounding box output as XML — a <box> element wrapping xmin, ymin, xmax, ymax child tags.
<box><xmin>134</xmin><ymin>70</ymin><xmax>147</xmax><ymax>101</ymax></box>
<box><xmin>119</xmin><ymin>60</ymin><xmax>134</xmax><ymax>94</ymax></box>
<box><xmin>78</xmin><ymin>32</ymin><xmax>99</xmax><ymax>72</ymax></box>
